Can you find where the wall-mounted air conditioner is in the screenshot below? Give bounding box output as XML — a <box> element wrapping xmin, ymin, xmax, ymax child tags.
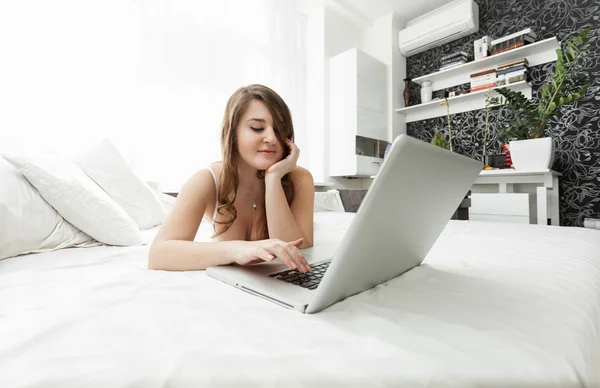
<box><xmin>398</xmin><ymin>0</ymin><xmax>479</xmax><ymax>57</ymax></box>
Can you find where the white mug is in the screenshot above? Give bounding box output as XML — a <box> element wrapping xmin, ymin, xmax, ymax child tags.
<box><xmin>421</xmin><ymin>80</ymin><xmax>433</xmax><ymax>103</ymax></box>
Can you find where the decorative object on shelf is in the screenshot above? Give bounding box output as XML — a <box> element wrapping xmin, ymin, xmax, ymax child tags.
<box><xmin>403</xmin><ymin>78</ymin><xmax>412</xmax><ymax>107</ymax></box>
<box><xmin>493</xmin><ymin>28</ymin><xmax>592</xmax><ymax>170</ymax></box>
<box><xmin>421</xmin><ymin>80</ymin><xmax>433</xmax><ymax>103</ymax></box>
<box><xmin>474</xmin><ymin>36</ymin><xmax>491</xmax><ymax>60</ymax></box>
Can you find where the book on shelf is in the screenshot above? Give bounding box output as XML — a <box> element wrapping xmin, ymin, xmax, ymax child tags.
<box><xmin>491</xmin><ymin>39</ymin><xmax>532</xmax><ymax>55</ymax></box>
<box><xmin>439</xmin><ymin>62</ymin><xmax>466</xmax><ymax>71</ymax></box>
<box><xmin>470</xmin><ymin>69</ymin><xmax>496</xmax><ymax>87</ymax></box>
<box><xmin>498</xmin><ymin>61</ymin><xmax>529</xmax><ymax>73</ymax></box>
<box><xmin>441</xmin><ymin>56</ymin><xmax>468</xmax><ymax>66</ymax></box>
<box><xmin>497</xmin><ymin>70</ymin><xmax>528</xmax><ymax>81</ymax></box>
<box><xmin>508</xmin><ymin>74</ymin><xmax>527</xmax><ymax>83</ymax></box>
<box><xmin>498</xmin><ymin>58</ymin><xmax>529</xmax><ymax>69</ymax></box>
<box><xmin>491</xmin><ymin>32</ymin><xmax>536</xmax><ymax>54</ymax></box>
<box><xmin>496</xmin><ymin>65</ymin><xmax>528</xmax><ymax>76</ymax></box>
<box><xmin>472</xmin><ymin>74</ymin><xmax>497</xmax><ymax>83</ymax></box>
<box><xmin>471</xmin><ymin>77</ymin><xmax>498</xmax><ymax>88</ymax></box>
<box><xmin>441</xmin><ymin>51</ymin><xmax>468</xmax><ymax>61</ymax></box>
<box><xmin>470</xmin><ymin>82</ymin><xmax>497</xmax><ymax>93</ymax></box>
<box><xmin>470</xmin><ymin>69</ymin><xmax>496</xmax><ymax>78</ymax></box>
<box><xmin>498</xmin><ymin>63</ymin><xmax>528</xmax><ymax>73</ymax></box>
<box><xmin>496</xmin><ymin>74</ymin><xmax>527</xmax><ymax>86</ymax></box>
<box><xmin>491</xmin><ymin>28</ymin><xmax>537</xmax><ymax>47</ymax></box>
<box><xmin>441</xmin><ymin>53</ymin><xmax>468</xmax><ymax>62</ymax></box>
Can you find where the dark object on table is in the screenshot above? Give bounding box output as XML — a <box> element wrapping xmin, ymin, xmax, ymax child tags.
<box><xmin>338</xmin><ymin>189</ymin><xmax>471</xmax><ymax>220</ymax></box>
<box><xmin>484</xmin><ymin>154</ymin><xmax>507</xmax><ymax>169</ymax></box>
<box><xmin>451</xmin><ymin>191</ymin><xmax>471</xmax><ymax>221</ymax></box>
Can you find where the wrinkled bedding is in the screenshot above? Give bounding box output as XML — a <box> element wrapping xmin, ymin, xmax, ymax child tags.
<box><xmin>1</xmin><ymin>213</ymin><xmax>599</xmax><ymax>387</ymax></box>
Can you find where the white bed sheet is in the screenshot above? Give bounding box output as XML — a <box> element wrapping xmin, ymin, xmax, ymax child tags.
<box><xmin>1</xmin><ymin>213</ymin><xmax>600</xmax><ymax>387</ymax></box>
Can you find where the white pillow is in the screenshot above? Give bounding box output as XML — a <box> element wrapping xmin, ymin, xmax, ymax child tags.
<box><xmin>2</xmin><ymin>153</ymin><xmax>143</xmax><ymax>246</ymax></box>
<box><xmin>314</xmin><ymin>189</ymin><xmax>345</xmax><ymax>212</ymax></box>
<box><xmin>0</xmin><ymin>158</ymin><xmax>93</xmax><ymax>260</ymax></box>
<box><xmin>73</xmin><ymin>139</ymin><xmax>166</xmax><ymax>229</ymax></box>
<box><xmin>157</xmin><ymin>192</ymin><xmax>176</xmax><ymax>214</ymax></box>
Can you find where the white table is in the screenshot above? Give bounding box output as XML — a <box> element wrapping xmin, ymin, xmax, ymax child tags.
<box><xmin>473</xmin><ymin>169</ymin><xmax>561</xmax><ymax>226</ymax></box>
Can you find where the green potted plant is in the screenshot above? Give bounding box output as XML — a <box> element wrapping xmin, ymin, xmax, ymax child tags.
<box><xmin>493</xmin><ymin>28</ymin><xmax>592</xmax><ymax>171</ymax></box>
<box><xmin>482</xmin><ymin>89</ymin><xmax>501</xmax><ymax>165</ymax></box>
<box><xmin>431</xmin><ymin>97</ymin><xmax>454</xmax><ymax>150</ymax></box>
<box><xmin>431</xmin><ymin>124</ymin><xmax>449</xmax><ymax>149</ymax></box>
<box><xmin>443</xmin><ymin>96</ymin><xmax>453</xmax><ymax>152</ymax></box>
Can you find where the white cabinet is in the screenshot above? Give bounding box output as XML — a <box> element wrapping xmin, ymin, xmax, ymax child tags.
<box><xmin>470</xmin><ymin>193</ymin><xmax>532</xmax><ymax>224</ymax></box>
<box><xmin>329</xmin><ymin>48</ymin><xmax>388</xmax><ymax>177</ymax></box>
<box><xmin>471</xmin><ymin>169</ymin><xmax>561</xmax><ymax>225</ymax></box>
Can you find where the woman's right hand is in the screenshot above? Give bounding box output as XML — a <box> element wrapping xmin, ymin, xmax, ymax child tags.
<box><xmin>230</xmin><ymin>238</ymin><xmax>311</xmax><ymax>272</ymax></box>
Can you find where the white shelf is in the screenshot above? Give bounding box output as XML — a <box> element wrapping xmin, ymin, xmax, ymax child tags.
<box><xmin>314</xmin><ymin>182</ymin><xmax>335</xmax><ymax>187</ymax></box>
<box><xmin>411</xmin><ymin>37</ymin><xmax>559</xmax><ymax>92</ymax></box>
<box><xmin>395</xmin><ymin>81</ymin><xmax>532</xmax><ymax>123</ymax></box>
<box><xmin>479</xmin><ymin>169</ymin><xmax>561</xmax><ymax>176</ymax></box>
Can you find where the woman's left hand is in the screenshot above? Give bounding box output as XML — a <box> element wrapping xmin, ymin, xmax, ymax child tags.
<box><xmin>266</xmin><ymin>139</ymin><xmax>299</xmax><ymax>180</ymax></box>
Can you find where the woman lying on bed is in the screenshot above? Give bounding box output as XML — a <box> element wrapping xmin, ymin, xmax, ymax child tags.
<box><xmin>149</xmin><ymin>84</ymin><xmax>314</xmax><ymax>272</ymax></box>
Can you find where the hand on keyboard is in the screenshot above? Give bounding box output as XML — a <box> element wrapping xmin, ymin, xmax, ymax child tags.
<box><xmin>270</xmin><ymin>261</ymin><xmax>330</xmax><ymax>290</ymax></box>
<box><xmin>231</xmin><ymin>238</ymin><xmax>311</xmax><ymax>273</ymax></box>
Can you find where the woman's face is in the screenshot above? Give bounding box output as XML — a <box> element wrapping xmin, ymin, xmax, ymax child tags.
<box><xmin>235</xmin><ymin>99</ymin><xmax>285</xmax><ymax>170</ymax></box>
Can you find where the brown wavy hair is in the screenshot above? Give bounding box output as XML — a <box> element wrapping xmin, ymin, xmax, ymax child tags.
<box><xmin>214</xmin><ymin>84</ymin><xmax>295</xmax><ymax>239</ymax></box>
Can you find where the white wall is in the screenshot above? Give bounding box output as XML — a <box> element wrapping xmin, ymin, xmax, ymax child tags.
<box><xmin>362</xmin><ymin>12</ymin><xmax>407</xmax><ymax>140</ymax></box>
<box><xmin>302</xmin><ymin>3</ymin><xmax>407</xmax><ymax>189</ymax></box>
<box><xmin>303</xmin><ymin>4</ymin><xmax>326</xmax><ymax>184</ymax></box>
<box><xmin>0</xmin><ymin>0</ymin><xmax>304</xmax><ymax>192</ymax></box>
<box><xmin>323</xmin><ymin>8</ymin><xmax>367</xmax><ymax>188</ymax></box>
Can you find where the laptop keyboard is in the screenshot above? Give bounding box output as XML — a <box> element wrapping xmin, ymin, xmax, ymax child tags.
<box><xmin>269</xmin><ymin>261</ymin><xmax>330</xmax><ymax>290</ymax></box>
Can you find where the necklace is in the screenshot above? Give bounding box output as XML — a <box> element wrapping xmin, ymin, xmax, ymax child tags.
<box><xmin>244</xmin><ymin>190</ymin><xmax>260</xmax><ymax>210</ymax></box>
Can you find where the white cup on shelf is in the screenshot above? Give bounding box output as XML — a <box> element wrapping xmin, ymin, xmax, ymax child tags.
<box><xmin>421</xmin><ymin>80</ymin><xmax>433</xmax><ymax>103</ymax></box>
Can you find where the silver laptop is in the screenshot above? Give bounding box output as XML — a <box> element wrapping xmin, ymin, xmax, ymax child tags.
<box><xmin>206</xmin><ymin>135</ymin><xmax>482</xmax><ymax>314</ymax></box>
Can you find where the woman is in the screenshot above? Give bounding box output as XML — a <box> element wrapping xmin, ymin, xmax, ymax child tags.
<box><xmin>149</xmin><ymin>84</ymin><xmax>314</xmax><ymax>272</ymax></box>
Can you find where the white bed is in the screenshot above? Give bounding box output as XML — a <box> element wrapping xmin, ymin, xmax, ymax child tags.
<box><xmin>1</xmin><ymin>212</ymin><xmax>599</xmax><ymax>387</ymax></box>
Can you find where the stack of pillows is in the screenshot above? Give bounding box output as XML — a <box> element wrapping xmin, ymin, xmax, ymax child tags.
<box><xmin>0</xmin><ymin>139</ymin><xmax>167</xmax><ymax>260</ymax></box>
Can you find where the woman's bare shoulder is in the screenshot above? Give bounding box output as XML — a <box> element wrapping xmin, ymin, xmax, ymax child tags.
<box><xmin>179</xmin><ymin>168</ymin><xmax>217</xmax><ymax>202</ymax></box>
<box><xmin>290</xmin><ymin>166</ymin><xmax>313</xmax><ymax>180</ymax></box>
<box><xmin>289</xmin><ymin>166</ymin><xmax>314</xmax><ymax>189</ymax></box>
<box><xmin>208</xmin><ymin>161</ymin><xmax>223</xmax><ymax>180</ymax></box>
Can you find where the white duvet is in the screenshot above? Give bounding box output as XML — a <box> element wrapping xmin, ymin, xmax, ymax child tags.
<box><xmin>1</xmin><ymin>213</ymin><xmax>599</xmax><ymax>387</ymax></box>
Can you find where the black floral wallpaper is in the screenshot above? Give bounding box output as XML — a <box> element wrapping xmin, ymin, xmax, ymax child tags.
<box><xmin>406</xmin><ymin>0</ymin><xmax>600</xmax><ymax>226</ymax></box>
